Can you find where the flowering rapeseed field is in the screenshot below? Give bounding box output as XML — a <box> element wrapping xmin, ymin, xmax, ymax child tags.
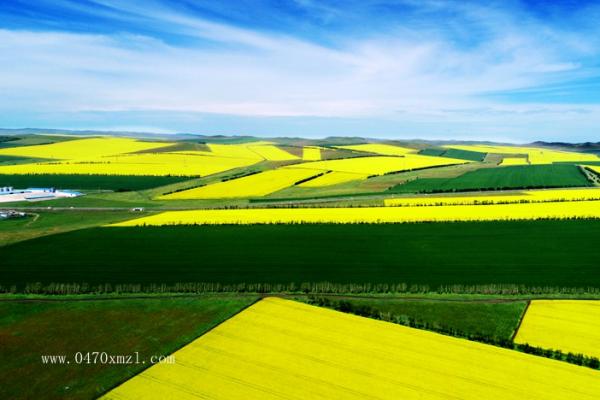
<box><xmin>0</xmin><ymin>137</ymin><xmax>166</xmax><ymax>160</ymax></box>
<box><xmin>101</xmin><ymin>298</ymin><xmax>600</xmax><ymax>400</ymax></box>
<box><xmin>159</xmin><ymin>168</ymin><xmax>321</xmax><ymax>199</ymax></box>
<box><xmin>338</xmin><ymin>143</ymin><xmax>416</xmax><ymax>156</ymax></box>
<box><xmin>384</xmin><ymin>188</ymin><xmax>600</xmax><ymax>207</ymax></box>
<box><xmin>514</xmin><ymin>300</ymin><xmax>600</xmax><ymax>359</ymax></box>
<box><xmin>246</xmin><ymin>144</ymin><xmax>299</xmax><ymax>161</ymax></box>
<box><xmin>298</xmin><ymin>171</ymin><xmax>369</xmax><ymax>187</ymax></box>
<box><xmin>302</xmin><ymin>146</ymin><xmax>321</xmax><ymax>161</ymax></box>
<box><xmin>500</xmin><ymin>157</ymin><xmax>529</xmax><ymax>166</ymax></box>
<box><xmin>445</xmin><ymin>144</ymin><xmax>600</xmax><ymax>164</ymax></box>
<box><xmin>111</xmin><ymin>199</ymin><xmax>600</xmax><ymax>225</ymax></box>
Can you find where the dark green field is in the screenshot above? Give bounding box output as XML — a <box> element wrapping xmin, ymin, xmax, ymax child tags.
<box><xmin>419</xmin><ymin>148</ymin><xmax>486</xmax><ymax>161</ymax></box>
<box><xmin>555</xmin><ymin>161</ymin><xmax>600</xmax><ymax>166</ymax></box>
<box><xmin>442</xmin><ymin>148</ymin><xmax>487</xmax><ymax>161</ymax></box>
<box><xmin>0</xmin><ymin>295</ymin><xmax>257</xmax><ymax>400</ymax></box>
<box><xmin>305</xmin><ymin>297</ymin><xmax>526</xmax><ymax>340</ymax></box>
<box><xmin>389</xmin><ymin>164</ymin><xmax>591</xmax><ymax>193</ymax></box>
<box><xmin>0</xmin><ymin>155</ymin><xmax>33</xmax><ymax>164</ymax></box>
<box><xmin>0</xmin><ymin>211</ymin><xmax>137</xmax><ymax>247</ymax></box>
<box><xmin>418</xmin><ymin>148</ymin><xmax>446</xmax><ymax>157</ymax></box>
<box><xmin>2</xmin><ymin>220</ymin><xmax>600</xmax><ymax>289</ymax></box>
<box><xmin>0</xmin><ymin>174</ymin><xmax>193</xmax><ymax>191</ymax></box>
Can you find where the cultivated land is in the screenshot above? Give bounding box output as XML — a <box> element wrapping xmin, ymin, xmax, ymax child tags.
<box><xmin>102</xmin><ymin>298</ymin><xmax>600</xmax><ymax>400</ymax></box>
<box><xmin>2</xmin><ymin>221</ymin><xmax>600</xmax><ymax>290</ymax></box>
<box><xmin>0</xmin><ymin>295</ymin><xmax>258</xmax><ymax>400</ymax></box>
<box><xmin>2</xmin><ymin>133</ymin><xmax>600</xmax><ymax>398</ymax></box>
<box><xmin>0</xmin><ymin>174</ymin><xmax>192</xmax><ymax>191</ymax></box>
<box><xmin>388</xmin><ymin>164</ymin><xmax>591</xmax><ymax>193</ymax></box>
<box><xmin>514</xmin><ymin>300</ymin><xmax>600</xmax><ymax>359</ymax></box>
<box><xmin>302</xmin><ymin>296</ymin><xmax>527</xmax><ymax>340</ymax></box>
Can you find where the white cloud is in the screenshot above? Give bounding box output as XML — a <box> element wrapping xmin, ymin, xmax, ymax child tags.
<box><xmin>1</xmin><ymin>1</ymin><xmax>600</xmax><ymax>140</ymax></box>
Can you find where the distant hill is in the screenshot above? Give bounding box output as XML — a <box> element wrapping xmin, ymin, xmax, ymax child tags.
<box><xmin>531</xmin><ymin>141</ymin><xmax>600</xmax><ymax>153</ymax></box>
<box><xmin>0</xmin><ymin>128</ymin><xmax>595</xmax><ymax>150</ymax></box>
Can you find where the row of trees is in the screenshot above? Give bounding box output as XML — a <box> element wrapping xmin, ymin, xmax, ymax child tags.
<box><xmin>1</xmin><ymin>281</ymin><xmax>599</xmax><ymax>295</ymax></box>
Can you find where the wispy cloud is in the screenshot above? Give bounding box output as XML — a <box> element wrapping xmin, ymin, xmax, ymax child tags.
<box><xmin>1</xmin><ymin>0</ymin><xmax>600</xmax><ymax>140</ymax></box>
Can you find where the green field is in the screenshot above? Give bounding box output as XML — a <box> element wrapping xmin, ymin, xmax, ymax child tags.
<box><xmin>555</xmin><ymin>161</ymin><xmax>600</xmax><ymax>166</ymax></box>
<box><xmin>418</xmin><ymin>148</ymin><xmax>446</xmax><ymax>157</ymax></box>
<box><xmin>0</xmin><ymin>295</ymin><xmax>257</xmax><ymax>400</ymax></box>
<box><xmin>304</xmin><ymin>297</ymin><xmax>527</xmax><ymax>340</ymax></box>
<box><xmin>0</xmin><ymin>155</ymin><xmax>35</xmax><ymax>164</ymax></box>
<box><xmin>419</xmin><ymin>148</ymin><xmax>486</xmax><ymax>161</ymax></box>
<box><xmin>0</xmin><ymin>211</ymin><xmax>138</xmax><ymax>246</ymax></box>
<box><xmin>442</xmin><ymin>148</ymin><xmax>487</xmax><ymax>161</ymax></box>
<box><xmin>0</xmin><ymin>174</ymin><xmax>193</xmax><ymax>191</ymax></box>
<box><xmin>388</xmin><ymin>164</ymin><xmax>591</xmax><ymax>193</ymax></box>
<box><xmin>2</xmin><ymin>220</ymin><xmax>600</xmax><ymax>290</ymax></box>
<box><xmin>0</xmin><ymin>135</ymin><xmax>78</xmax><ymax>148</ymax></box>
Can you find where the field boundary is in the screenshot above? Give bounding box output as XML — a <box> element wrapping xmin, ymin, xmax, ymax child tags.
<box><xmin>511</xmin><ymin>299</ymin><xmax>531</xmax><ymax>341</ymax></box>
<box><xmin>95</xmin><ymin>295</ymin><xmax>263</xmax><ymax>398</ymax></box>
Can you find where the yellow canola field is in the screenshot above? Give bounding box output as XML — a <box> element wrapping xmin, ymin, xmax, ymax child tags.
<box><xmin>102</xmin><ymin>297</ymin><xmax>600</xmax><ymax>400</ymax></box>
<box><xmin>445</xmin><ymin>144</ymin><xmax>600</xmax><ymax>165</ymax></box>
<box><xmin>384</xmin><ymin>188</ymin><xmax>600</xmax><ymax>207</ymax></box>
<box><xmin>514</xmin><ymin>300</ymin><xmax>600</xmax><ymax>359</ymax></box>
<box><xmin>302</xmin><ymin>146</ymin><xmax>321</xmax><ymax>161</ymax></box>
<box><xmin>585</xmin><ymin>165</ymin><xmax>600</xmax><ymax>174</ymax></box>
<box><xmin>0</xmin><ymin>137</ymin><xmax>167</xmax><ymax>160</ymax></box>
<box><xmin>0</xmin><ymin>153</ymin><xmax>260</xmax><ymax>177</ymax></box>
<box><xmin>205</xmin><ymin>143</ymin><xmax>264</xmax><ymax>160</ymax></box>
<box><xmin>500</xmin><ymin>157</ymin><xmax>529</xmax><ymax>166</ymax></box>
<box><xmin>338</xmin><ymin>143</ymin><xmax>416</xmax><ymax>156</ymax></box>
<box><xmin>159</xmin><ymin>168</ymin><xmax>320</xmax><ymax>199</ymax></box>
<box><xmin>247</xmin><ymin>144</ymin><xmax>299</xmax><ymax>161</ymax></box>
<box><xmin>298</xmin><ymin>171</ymin><xmax>369</xmax><ymax>187</ymax></box>
<box><xmin>111</xmin><ymin>199</ymin><xmax>600</xmax><ymax>226</ymax></box>
<box><xmin>288</xmin><ymin>154</ymin><xmax>467</xmax><ymax>176</ymax></box>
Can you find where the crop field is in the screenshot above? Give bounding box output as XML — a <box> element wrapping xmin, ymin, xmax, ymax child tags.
<box><xmin>289</xmin><ymin>154</ymin><xmax>468</xmax><ymax>176</ymax></box>
<box><xmin>3</xmin><ymin>220</ymin><xmax>600</xmax><ymax>288</ymax></box>
<box><xmin>0</xmin><ymin>174</ymin><xmax>192</xmax><ymax>191</ymax></box>
<box><xmin>2</xmin><ymin>135</ymin><xmax>600</xmax><ymax>398</ymax></box>
<box><xmin>307</xmin><ymin>297</ymin><xmax>527</xmax><ymax>340</ymax></box>
<box><xmin>0</xmin><ymin>135</ymin><xmax>64</xmax><ymax>147</ymax></box>
<box><xmin>0</xmin><ymin>137</ymin><xmax>168</xmax><ymax>160</ymax></box>
<box><xmin>111</xmin><ymin>199</ymin><xmax>600</xmax><ymax>225</ymax></box>
<box><xmin>159</xmin><ymin>168</ymin><xmax>320</xmax><ymax>199</ymax></box>
<box><xmin>102</xmin><ymin>297</ymin><xmax>600</xmax><ymax>400</ymax></box>
<box><xmin>418</xmin><ymin>148</ymin><xmax>487</xmax><ymax>161</ymax></box>
<box><xmin>389</xmin><ymin>164</ymin><xmax>591</xmax><ymax>193</ymax></box>
<box><xmin>246</xmin><ymin>144</ymin><xmax>299</xmax><ymax>161</ymax></box>
<box><xmin>0</xmin><ymin>211</ymin><xmax>136</xmax><ymax>247</ymax></box>
<box><xmin>0</xmin><ymin>154</ymin><xmax>39</xmax><ymax>164</ymax></box>
<box><xmin>500</xmin><ymin>157</ymin><xmax>529</xmax><ymax>166</ymax></box>
<box><xmin>384</xmin><ymin>188</ymin><xmax>600</xmax><ymax>207</ymax></box>
<box><xmin>0</xmin><ymin>296</ymin><xmax>258</xmax><ymax>400</ymax></box>
<box><xmin>0</xmin><ymin>138</ymin><xmax>311</xmax><ymax>178</ymax></box>
<box><xmin>302</xmin><ymin>146</ymin><xmax>321</xmax><ymax>160</ymax></box>
<box><xmin>155</xmin><ymin>153</ymin><xmax>470</xmax><ymax>196</ymax></box>
<box><xmin>297</xmin><ymin>171</ymin><xmax>369</xmax><ymax>187</ymax></box>
<box><xmin>445</xmin><ymin>144</ymin><xmax>600</xmax><ymax>164</ymax></box>
<box><xmin>441</xmin><ymin>148</ymin><xmax>487</xmax><ymax>161</ymax></box>
<box><xmin>337</xmin><ymin>143</ymin><xmax>416</xmax><ymax>156</ymax></box>
<box><xmin>586</xmin><ymin>165</ymin><xmax>600</xmax><ymax>174</ymax></box>
<box><xmin>514</xmin><ymin>301</ymin><xmax>600</xmax><ymax>359</ymax></box>
<box><xmin>418</xmin><ymin>148</ymin><xmax>446</xmax><ymax>157</ymax></box>
<box><xmin>0</xmin><ymin>152</ymin><xmax>262</xmax><ymax>177</ymax></box>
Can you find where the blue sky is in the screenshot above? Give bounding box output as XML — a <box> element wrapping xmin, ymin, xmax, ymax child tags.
<box><xmin>1</xmin><ymin>0</ymin><xmax>600</xmax><ymax>142</ymax></box>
